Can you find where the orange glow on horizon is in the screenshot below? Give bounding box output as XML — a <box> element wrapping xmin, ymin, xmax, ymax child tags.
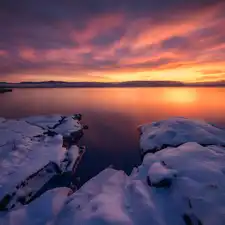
<box><xmin>1</xmin><ymin>2</ymin><xmax>225</xmax><ymax>83</ymax></box>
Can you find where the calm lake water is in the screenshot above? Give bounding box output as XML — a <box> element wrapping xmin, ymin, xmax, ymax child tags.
<box><xmin>1</xmin><ymin>87</ymin><xmax>225</xmax><ymax>185</ymax></box>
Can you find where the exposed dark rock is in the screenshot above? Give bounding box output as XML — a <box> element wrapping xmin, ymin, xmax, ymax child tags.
<box><xmin>63</xmin><ymin>130</ymin><xmax>84</xmax><ymax>148</ymax></box>
<box><xmin>0</xmin><ymin>195</ymin><xmax>11</xmax><ymax>211</ymax></box>
<box><xmin>73</xmin><ymin>114</ymin><xmax>82</xmax><ymax>121</ymax></box>
<box><xmin>0</xmin><ymin>88</ymin><xmax>12</xmax><ymax>94</ymax></box>
<box><xmin>183</xmin><ymin>213</ymin><xmax>203</xmax><ymax>225</ymax></box>
<box><xmin>152</xmin><ymin>178</ymin><xmax>172</xmax><ymax>188</ymax></box>
<box><xmin>188</xmin><ymin>199</ymin><xmax>192</xmax><ymax>209</ymax></box>
<box><xmin>83</xmin><ymin>125</ymin><xmax>89</xmax><ymax>129</ymax></box>
<box><xmin>44</xmin><ymin>130</ymin><xmax>58</xmax><ymax>137</ymax></box>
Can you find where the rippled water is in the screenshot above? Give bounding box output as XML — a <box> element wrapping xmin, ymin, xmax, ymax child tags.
<box><xmin>1</xmin><ymin>87</ymin><xmax>225</xmax><ymax>184</ymax></box>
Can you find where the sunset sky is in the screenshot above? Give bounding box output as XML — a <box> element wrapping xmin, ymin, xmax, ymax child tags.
<box><xmin>1</xmin><ymin>0</ymin><xmax>225</xmax><ymax>82</ymax></box>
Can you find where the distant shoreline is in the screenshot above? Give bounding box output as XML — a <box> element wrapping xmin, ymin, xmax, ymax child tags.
<box><xmin>0</xmin><ymin>86</ymin><xmax>225</xmax><ymax>89</ymax></box>
<box><xmin>1</xmin><ymin>80</ymin><xmax>225</xmax><ymax>88</ymax></box>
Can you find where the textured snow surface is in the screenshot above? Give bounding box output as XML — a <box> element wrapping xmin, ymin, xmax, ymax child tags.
<box><xmin>0</xmin><ymin>115</ymin><xmax>83</xmax><ymax>200</ymax></box>
<box><xmin>1</xmin><ymin>117</ymin><xmax>225</xmax><ymax>225</ymax></box>
<box><xmin>23</xmin><ymin>115</ymin><xmax>82</xmax><ymax>135</ymax></box>
<box><xmin>0</xmin><ymin>188</ymin><xmax>70</xmax><ymax>225</ymax></box>
<box><xmin>139</xmin><ymin>117</ymin><xmax>225</xmax><ymax>153</ymax></box>
<box><xmin>0</xmin><ymin>134</ymin><xmax>64</xmax><ymax>198</ymax></box>
<box><xmin>147</xmin><ymin>162</ymin><xmax>177</xmax><ymax>185</ymax></box>
<box><xmin>52</xmin><ymin>142</ymin><xmax>225</xmax><ymax>225</ymax></box>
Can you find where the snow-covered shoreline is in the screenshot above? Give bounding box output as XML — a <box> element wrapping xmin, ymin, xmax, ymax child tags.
<box><xmin>0</xmin><ymin>114</ymin><xmax>86</xmax><ymax>211</ymax></box>
<box><xmin>1</xmin><ymin>117</ymin><xmax>225</xmax><ymax>225</ymax></box>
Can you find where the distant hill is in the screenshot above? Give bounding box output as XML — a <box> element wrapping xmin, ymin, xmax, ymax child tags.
<box><xmin>0</xmin><ymin>80</ymin><xmax>225</xmax><ymax>88</ymax></box>
<box><xmin>187</xmin><ymin>81</ymin><xmax>225</xmax><ymax>87</ymax></box>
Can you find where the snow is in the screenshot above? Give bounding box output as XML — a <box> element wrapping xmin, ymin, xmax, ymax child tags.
<box><xmin>0</xmin><ymin>133</ymin><xmax>65</xmax><ymax>200</ymax></box>
<box><xmin>0</xmin><ymin>187</ymin><xmax>70</xmax><ymax>225</ymax></box>
<box><xmin>60</xmin><ymin>145</ymin><xmax>80</xmax><ymax>172</ymax></box>
<box><xmin>0</xmin><ymin>119</ymin><xmax>42</xmax><ymax>146</ymax></box>
<box><xmin>1</xmin><ymin>117</ymin><xmax>225</xmax><ymax>225</ymax></box>
<box><xmin>139</xmin><ymin>117</ymin><xmax>225</xmax><ymax>154</ymax></box>
<box><xmin>53</xmin><ymin>143</ymin><xmax>225</xmax><ymax>225</ymax></box>
<box><xmin>23</xmin><ymin>115</ymin><xmax>83</xmax><ymax>136</ymax></box>
<box><xmin>0</xmin><ymin>115</ymin><xmax>84</xmax><ymax>210</ymax></box>
<box><xmin>147</xmin><ymin>162</ymin><xmax>177</xmax><ymax>185</ymax></box>
<box><xmin>54</xmin><ymin>169</ymin><xmax>131</xmax><ymax>225</ymax></box>
<box><xmin>53</xmin><ymin>117</ymin><xmax>82</xmax><ymax>137</ymax></box>
<box><xmin>23</xmin><ymin>115</ymin><xmax>63</xmax><ymax>130</ymax></box>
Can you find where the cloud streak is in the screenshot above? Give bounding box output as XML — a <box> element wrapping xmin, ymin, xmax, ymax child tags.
<box><xmin>0</xmin><ymin>0</ymin><xmax>225</xmax><ymax>82</ymax></box>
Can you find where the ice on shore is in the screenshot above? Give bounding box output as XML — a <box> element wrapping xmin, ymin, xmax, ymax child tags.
<box><xmin>139</xmin><ymin>117</ymin><xmax>225</xmax><ymax>154</ymax></box>
<box><xmin>1</xmin><ymin>117</ymin><xmax>225</xmax><ymax>225</ymax></box>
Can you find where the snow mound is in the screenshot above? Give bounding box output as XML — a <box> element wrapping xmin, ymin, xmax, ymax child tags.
<box><xmin>139</xmin><ymin>117</ymin><xmax>225</xmax><ymax>154</ymax></box>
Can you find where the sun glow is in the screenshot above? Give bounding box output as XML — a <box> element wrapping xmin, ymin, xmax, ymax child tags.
<box><xmin>163</xmin><ymin>88</ymin><xmax>197</xmax><ymax>103</ymax></box>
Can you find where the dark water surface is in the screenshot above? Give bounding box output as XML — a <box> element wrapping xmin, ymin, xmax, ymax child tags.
<box><xmin>1</xmin><ymin>87</ymin><xmax>225</xmax><ymax>185</ymax></box>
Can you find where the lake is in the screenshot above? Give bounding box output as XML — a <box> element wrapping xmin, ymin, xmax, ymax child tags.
<box><xmin>1</xmin><ymin>87</ymin><xmax>225</xmax><ymax>185</ymax></box>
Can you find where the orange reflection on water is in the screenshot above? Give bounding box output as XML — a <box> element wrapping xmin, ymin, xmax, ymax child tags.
<box><xmin>163</xmin><ymin>88</ymin><xmax>197</xmax><ymax>104</ymax></box>
<box><xmin>1</xmin><ymin>87</ymin><xmax>225</xmax><ymax>125</ymax></box>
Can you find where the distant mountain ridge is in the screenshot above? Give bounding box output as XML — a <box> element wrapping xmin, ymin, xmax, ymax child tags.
<box><xmin>0</xmin><ymin>80</ymin><xmax>225</xmax><ymax>88</ymax></box>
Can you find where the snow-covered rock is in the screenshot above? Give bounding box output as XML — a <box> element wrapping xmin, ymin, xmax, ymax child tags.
<box><xmin>52</xmin><ymin>143</ymin><xmax>225</xmax><ymax>225</ymax></box>
<box><xmin>60</xmin><ymin>145</ymin><xmax>81</xmax><ymax>172</ymax></box>
<box><xmin>139</xmin><ymin>117</ymin><xmax>225</xmax><ymax>154</ymax></box>
<box><xmin>1</xmin><ymin>117</ymin><xmax>225</xmax><ymax>225</ymax></box>
<box><xmin>0</xmin><ymin>134</ymin><xmax>65</xmax><ymax>199</ymax></box>
<box><xmin>23</xmin><ymin>115</ymin><xmax>83</xmax><ymax>136</ymax></box>
<box><xmin>0</xmin><ymin>115</ymin><xmax>84</xmax><ymax>210</ymax></box>
<box><xmin>23</xmin><ymin>115</ymin><xmax>63</xmax><ymax>130</ymax></box>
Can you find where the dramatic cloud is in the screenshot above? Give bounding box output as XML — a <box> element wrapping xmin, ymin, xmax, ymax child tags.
<box><xmin>0</xmin><ymin>0</ymin><xmax>225</xmax><ymax>82</ymax></box>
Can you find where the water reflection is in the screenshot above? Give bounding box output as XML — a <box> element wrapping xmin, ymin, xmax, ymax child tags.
<box><xmin>1</xmin><ymin>87</ymin><xmax>225</xmax><ymax>183</ymax></box>
<box><xmin>163</xmin><ymin>88</ymin><xmax>197</xmax><ymax>103</ymax></box>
